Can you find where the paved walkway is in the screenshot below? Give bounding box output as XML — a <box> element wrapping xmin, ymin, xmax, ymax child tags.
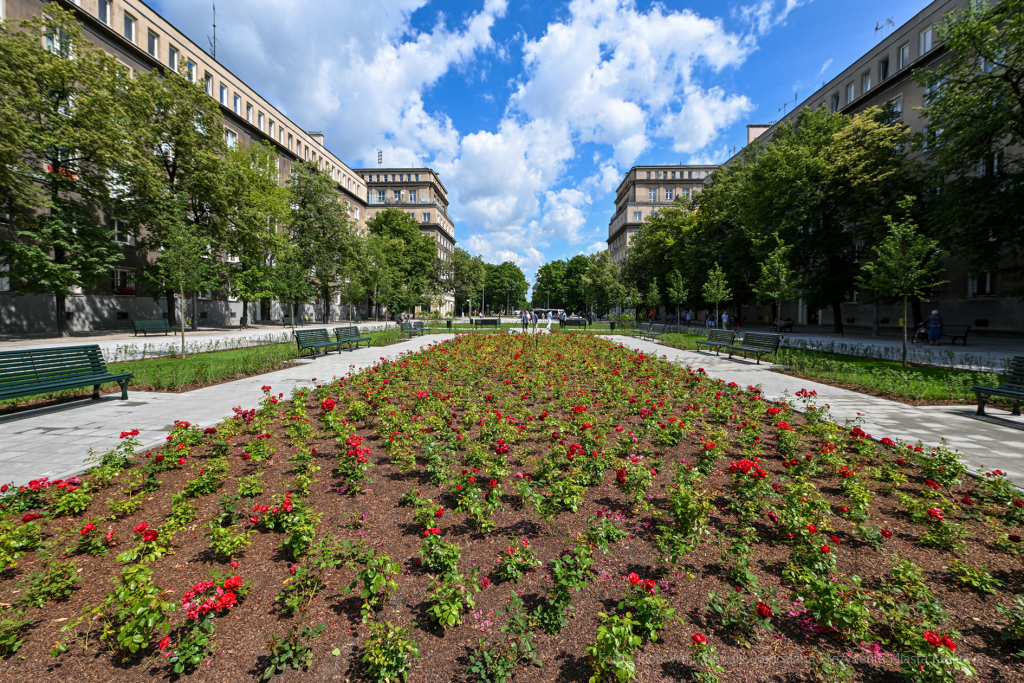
<box><xmin>606</xmin><ymin>336</ymin><xmax>1024</xmax><ymax>487</ymax></box>
<box><xmin>2</xmin><ymin>331</ymin><xmax>1021</xmax><ymax>490</ymax></box>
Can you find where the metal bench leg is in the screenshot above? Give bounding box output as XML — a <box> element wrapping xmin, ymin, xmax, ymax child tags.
<box><xmin>976</xmin><ymin>393</ymin><xmax>987</xmax><ymax>416</ymax></box>
<box><xmin>93</xmin><ymin>384</ymin><xmax>101</xmax><ymax>399</ymax></box>
<box><xmin>1013</xmin><ymin>400</ymin><xmax>1021</xmax><ymax>417</ymax></box>
<box><xmin>119</xmin><ymin>379</ymin><xmax>129</xmax><ymax>400</ymax></box>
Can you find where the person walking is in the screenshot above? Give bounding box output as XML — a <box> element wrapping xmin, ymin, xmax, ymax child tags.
<box><xmin>924</xmin><ymin>309</ymin><xmax>943</xmax><ymax>346</ymax></box>
<box><xmin>531</xmin><ymin>310</ymin><xmax>539</xmax><ymax>333</ymax></box>
<box><xmin>520</xmin><ymin>310</ymin><xmax>529</xmax><ymax>334</ymax></box>
<box><xmin>546</xmin><ymin>310</ymin><xmax>553</xmax><ymax>331</ymax></box>
<box><xmin>684</xmin><ymin>311</ymin><xmax>691</xmax><ymax>328</ymax></box>
<box><xmin>721</xmin><ymin>312</ymin><xmax>729</xmax><ymax>330</ymax></box>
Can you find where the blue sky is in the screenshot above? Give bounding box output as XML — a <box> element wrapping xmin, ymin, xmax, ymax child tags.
<box><xmin>152</xmin><ymin>0</ymin><xmax>930</xmax><ymax>284</ymax></box>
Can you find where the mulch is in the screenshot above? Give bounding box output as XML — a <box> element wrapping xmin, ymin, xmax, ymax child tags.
<box><xmin>0</xmin><ymin>339</ymin><xmax>1021</xmax><ymax>682</ymax></box>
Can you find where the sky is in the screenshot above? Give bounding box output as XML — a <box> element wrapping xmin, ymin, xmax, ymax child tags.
<box><xmin>150</xmin><ymin>0</ymin><xmax>932</xmax><ymax>286</ymax></box>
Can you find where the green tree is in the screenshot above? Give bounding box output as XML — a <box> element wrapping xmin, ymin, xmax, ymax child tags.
<box><xmin>0</xmin><ymin>6</ymin><xmax>141</xmax><ymax>337</ymax></box>
<box><xmin>485</xmin><ymin>261</ymin><xmax>528</xmax><ymax>314</ymax></box>
<box><xmin>533</xmin><ymin>260</ymin><xmax>566</xmax><ymax>309</ymax></box>
<box><xmin>452</xmin><ymin>247</ymin><xmax>485</xmax><ymax>315</ymax></box>
<box><xmin>580</xmin><ymin>251</ymin><xmax>624</xmax><ymax>315</ymax></box>
<box><xmin>856</xmin><ymin>197</ymin><xmax>948</xmax><ymax>367</ymax></box>
<box><xmin>122</xmin><ymin>55</ymin><xmax>228</xmax><ymax>327</ymax></box>
<box><xmin>268</xmin><ymin>244</ymin><xmax>315</xmax><ymax>329</ymax></box>
<box><xmin>702</xmin><ymin>263</ymin><xmax>732</xmax><ymax>329</ymax></box>
<box><xmin>223</xmin><ymin>141</ymin><xmax>289</xmax><ymax>324</ymax></box>
<box><xmin>155</xmin><ymin>223</ymin><xmax>222</xmax><ymax>357</ymax></box>
<box><xmin>914</xmin><ymin>0</ymin><xmax>1024</xmax><ymax>293</ymax></box>
<box><xmin>366</xmin><ymin>208</ymin><xmax>437</xmax><ymax>316</ymax></box>
<box><xmin>288</xmin><ymin>161</ymin><xmax>357</xmax><ymax>324</ymax></box>
<box><xmin>643</xmin><ymin>279</ymin><xmax>660</xmax><ymax>320</ymax></box>
<box><xmin>665</xmin><ymin>269</ymin><xmax>688</xmax><ymax>332</ymax></box>
<box><xmin>360</xmin><ymin>233</ymin><xmax>399</xmax><ymax>320</ymax></box>
<box><xmin>751</xmin><ymin>236</ymin><xmax>799</xmax><ymax>328</ymax></box>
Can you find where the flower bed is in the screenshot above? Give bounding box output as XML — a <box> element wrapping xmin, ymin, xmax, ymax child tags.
<box><xmin>0</xmin><ymin>334</ymin><xmax>1021</xmax><ymax>682</ymax></box>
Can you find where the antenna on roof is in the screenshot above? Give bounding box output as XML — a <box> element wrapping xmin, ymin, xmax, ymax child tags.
<box><xmin>207</xmin><ymin>4</ymin><xmax>216</xmax><ymax>59</ymax></box>
<box><xmin>377</xmin><ymin>148</ymin><xmax>382</xmax><ymax>168</ymax></box>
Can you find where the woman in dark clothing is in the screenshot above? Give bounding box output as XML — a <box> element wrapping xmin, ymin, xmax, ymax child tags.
<box><xmin>924</xmin><ymin>310</ymin><xmax>942</xmax><ymax>345</ymax></box>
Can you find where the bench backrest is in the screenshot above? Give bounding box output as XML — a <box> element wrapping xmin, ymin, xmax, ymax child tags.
<box><xmin>413</xmin><ymin>321</ymin><xmax>425</xmax><ymax>330</ymax></box>
<box><xmin>294</xmin><ymin>329</ymin><xmax>330</xmax><ymax>345</ymax></box>
<box><xmin>943</xmin><ymin>325</ymin><xmax>971</xmax><ymax>334</ymax></box>
<box><xmin>564</xmin><ymin>319</ymin><xmax>587</xmax><ymax>326</ymax></box>
<box><xmin>400</xmin><ymin>322</ymin><xmax>414</xmax><ymax>332</ymax></box>
<box><xmin>706</xmin><ymin>329</ymin><xmax>735</xmax><ymax>343</ymax></box>
<box><xmin>1003</xmin><ymin>355</ymin><xmax>1024</xmax><ymax>391</ymax></box>
<box><xmin>477</xmin><ymin>318</ymin><xmax>500</xmax><ymax>326</ymax></box>
<box><xmin>741</xmin><ymin>332</ymin><xmax>782</xmax><ymax>351</ymax></box>
<box><xmin>651</xmin><ymin>324</ymin><xmax>664</xmax><ymax>333</ymax></box>
<box><xmin>133</xmin><ymin>318</ymin><xmax>170</xmax><ymax>330</ymax></box>
<box><xmin>0</xmin><ymin>345</ymin><xmax>110</xmax><ymax>393</ymax></box>
<box><xmin>334</xmin><ymin>326</ymin><xmax>362</xmax><ymax>339</ymax></box>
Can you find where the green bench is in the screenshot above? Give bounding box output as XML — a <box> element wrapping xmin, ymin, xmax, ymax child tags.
<box><xmin>471</xmin><ymin>318</ymin><xmax>501</xmax><ymax>331</ymax></box>
<box><xmin>560</xmin><ymin>319</ymin><xmax>588</xmax><ymax>331</ymax></box>
<box><xmin>631</xmin><ymin>322</ymin><xmax>651</xmax><ymax>339</ymax></box>
<box><xmin>282</xmin><ymin>315</ymin><xmax>304</xmax><ymax>327</ymax></box>
<box><xmin>694</xmin><ymin>329</ymin><xmax>736</xmax><ymax>354</ymax></box>
<box><xmin>293</xmin><ymin>329</ymin><xmax>340</xmax><ymax>358</ymax></box>
<box><xmin>640</xmin><ymin>323</ymin><xmax>665</xmax><ymax>341</ymax></box>
<box><xmin>131</xmin><ymin>318</ymin><xmax>172</xmax><ymax>336</ymax></box>
<box><xmin>973</xmin><ymin>355</ymin><xmax>1023</xmax><ymax>416</ymax></box>
<box><xmin>941</xmin><ymin>324</ymin><xmax>972</xmax><ymax>345</ymax></box>
<box><xmin>728</xmin><ymin>332</ymin><xmax>782</xmax><ymax>364</ymax></box>
<box><xmin>0</xmin><ymin>344</ymin><xmax>133</xmax><ymax>401</ymax></box>
<box><xmin>334</xmin><ymin>326</ymin><xmax>372</xmax><ymax>350</ymax></box>
<box><xmin>399</xmin><ymin>321</ymin><xmax>425</xmax><ymax>338</ymax></box>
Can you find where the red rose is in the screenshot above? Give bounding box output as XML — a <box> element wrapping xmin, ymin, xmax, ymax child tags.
<box><xmin>628</xmin><ymin>572</ymin><xmax>640</xmax><ymax>586</ymax></box>
<box><xmin>881</xmin><ymin>529</ymin><xmax>893</xmax><ymax>539</ymax></box>
<box><xmin>80</xmin><ymin>522</ymin><xmax>95</xmax><ymax>536</ymax></box>
<box><xmin>926</xmin><ymin>508</ymin><xmax>944</xmax><ymax>521</ymax></box>
<box><xmin>692</xmin><ymin>633</ymin><xmax>707</xmax><ymax>645</ymax></box>
<box><xmin>481</xmin><ymin>577</ymin><xmax>490</xmax><ymax>590</ymax></box>
<box><xmin>134</xmin><ymin>522</ymin><xmax>149</xmax><ymax>534</ymax></box>
<box><xmin>159</xmin><ymin>635</ymin><xmax>170</xmax><ymax>650</ymax></box>
<box><xmin>143</xmin><ymin>529</ymin><xmax>159</xmax><ymax>543</ymax></box>
<box><xmin>819</xmin><ymin>545</ymin><xmax>831</xmax><ymax>554</ymax></box>
<box><xmin>830</xmin><ymin>535</ymin><xmax>841</xmax><ymax>545</ymax></box>
<box><xmin>1009</xmin><ymin>535</ymin><xmax>1022</xmax><ymax>544</ymax></box>
<box><xmin>923</xmin><ymin>630</ymin><xmax>941</xmax><ymax>648</ymax></box>
<box><xmin>435</xmin><ymin>508</ymin><xmax>444</xmax><ymax>519</ymax></box>
<box><xmin>643</xmin><ymin>579</ymin><xmax>657</xmax><ymax>594</ymax></box>
<box><xmin>224</xmin><ymin>576</ymin><xmax>243</xmax><ymax>589</ymax></box>
<box><xmin>757</xmin><ymin>602</ymin><xmax>772</xmax><ymax>618</ymax></box>
<box><xmin>806</xmin><ymin>524</ymin><xmax>817</xmax><ymax>534</ymax></box>
<box><xmin>941</xmin><ymin>635</ymin><xmax>956</xmax><ymax>651</ymax></box>
<box><xmin>616</xmin><ymin>469</ymin><xmax>626</xmax><ymax>484</ymax></box>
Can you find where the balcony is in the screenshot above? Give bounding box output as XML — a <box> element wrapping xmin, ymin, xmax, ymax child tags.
<box><xmin>368</xmin><ymin>196</ymin><xmax>454</xmax><ymax>226</ymax></box>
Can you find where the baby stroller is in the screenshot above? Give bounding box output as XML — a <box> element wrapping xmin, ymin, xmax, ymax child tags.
<box><xmin>911</xmin><ymin>322</ymin><xmax>928</xmax><ymax>344</ymax></box>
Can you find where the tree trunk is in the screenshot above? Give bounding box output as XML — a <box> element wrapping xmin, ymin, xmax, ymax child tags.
<box><xmin>902</xmin><ymin>296</ymin><xmax>908</xmax><ymax>368</ymax></box>
<box><xmin>676</xmin><ymin>305</ymin><xmax>680</xmax><ymax>333</ymax></box>
<box><xmin>322</xmin><ymin>286</ymin><xmax>330</xmax><ymax>324</ymax></box>
<box><xmin>179</xmin><ymin>286</ymin><xmax>187</xmax><ymax>359</ymax></box>
<box><xmin>872</xmin><ymin>303</ymin><xmax>880</xmax><ymax>337</ymax></box>
<box><xmin>831</xmin><ymin>300</ymin><xmax>844</xmax><ymax>334</ymax></box>
<box><xmin>55</xmin><ymin>293</ymin><xmax>69</xmax><ymax>338</ymax></box>
<box><xmin>242</xmin><ymin>297</ymin><xmax>249</xmax><ymax>327</ymax></box>
<box><xmin>165</xmin><ymin>290</ymin><xmax>177</xmax><ymax>327</ymax></box>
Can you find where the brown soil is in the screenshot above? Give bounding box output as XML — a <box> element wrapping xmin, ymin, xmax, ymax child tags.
<box><xmin>1</xmin><ymin>339</ymin><xmax>1021</xmax><ymax>683</ymax></box>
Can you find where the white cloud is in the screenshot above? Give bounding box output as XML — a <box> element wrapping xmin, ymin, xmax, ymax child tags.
<box><xmin>737</xmin><ymin>0</ymin><xmax>812</xmax><ymax>35</ymax></box>
<box><xmin>585</xmin><ymin>241</ymin><xmax>607</xmax><ymax>254</ymax></box>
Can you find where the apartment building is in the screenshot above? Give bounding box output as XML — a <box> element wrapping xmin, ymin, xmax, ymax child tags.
<box><xmin>355</xmin><ymin>168</ymin><xmax>457</xmax><ymax>315</ymax></box>
<box><xmin>0</xmin><ymin>0</ymin><xmax>372</xmax><ymax>331</ymax></box>
<box><xmin>607</xmin><ymin>165</ymin><xmax>717</xmax><ymax>264</ymax></box>
<box><xmin>722</xmin><ymin>0</ymin><xmax>1023</xmax><ymax>335</ymax></box>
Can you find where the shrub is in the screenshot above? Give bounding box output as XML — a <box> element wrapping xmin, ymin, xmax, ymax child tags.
<box><xmin>16</xmin><ymin>559</ymin><xmax>80</xmax><ymax>607</ymax></box>
<box><xmin>261</xmin><ymin>623</ymin><xmax>324</xmax><ymax>679</ymax></box>
<box><xmin>426</xmin><ymin>569</ymin><xmax>477</xmax><ymax>627</ymax></box>
<box><xmin>362</xmin><ymin>621</ymin><xmax>420</xmax><ymax>683</ymax></box>
<box><xmin>496</xmin><ymin>538</ymin><xmax>541</xmax><ymax>582</ymax></box>
<box><xmin>419</xmin><ymin>531</ymin><xmax>461</xmax><ymax>574</ymax></box>
<box><xmin>617</xmin><ymin>574</ymin><xmax>678</xmax><ymax>643</ymax></box>
<box><xmin>586</xmin><ymin>612</ymin><xmax>641</xmax><ymax>683</ymax></box>
<box><xmin>944</xmin><ymin>558</ymin><xmax>1003</xmax><ymax>595</ymax></box>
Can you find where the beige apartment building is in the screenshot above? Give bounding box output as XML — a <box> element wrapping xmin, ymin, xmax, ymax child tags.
<box><xmin>355</xmin><ymin>168</ymin><xmax>457</xmax><ymax>315</ymax></box>
<box><xmin>0</xmin><ymin>0</ymin><xmax>460</xmax><ymax>331</ymax></box>
<box><xmin>607</xmin><ymin>165</ymin><xmax>717</xmax><ymax>264</ymax></box>
<box><xmin>721</xmin><ymin>0</ymin><xmax>1023</xmax><ymax>335</ymax></box>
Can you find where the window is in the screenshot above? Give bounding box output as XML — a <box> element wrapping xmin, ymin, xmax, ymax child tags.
<box><xmin>219</xmin><ymin>84</ymin><xmax>228</xmax><ymax>105</ymax></box>
<box><xmin>245</xmin><ymin>103</ymin><xmax>253</xmax><ymax>123</ymax></box>
<box><xmin>187</xmin><ymin>60</ymin><xmax>196</xmax><ymax>83</ymax></box>
<box><xmin>376</xmin><ymin>190</ymin><xmax>385</xmax><ymax>202</ymax></box>
<box><xmin>112</xmin><ymin>220</ymin><xmax>135</xmax><ymax>245</ymax></box>
<box><xmin>204</xmin><ymin>73</ymin><xmax>213</xmax><ymax>95</ymax></box>
<box><xmin>353</xmin><ymin>207</ymin><xmax>359</xmax><ymax>220</ymax></box>
<box><xmin>861</xmin><ymin>72</ymin><xmax>871</xmax><ymax>93</ymax></box>
<box><xmin>646</xmin><ymin>171</ymin><xmax>651</xmax><ymax>179</ymax></box>
<box><xmin>681</xmin><ymin>188</ymin><xmax>691</xmax><ymax>198</ymax></box>
<box><xmin>46</xmin><ymin>27</ymin><xmax>66</xmax><ymax>56</ymax></box>
<box><xmin>891</xmin><ymin>96</ymin><xmax>902</xmax><ymax>118</ymax></box>
<box><xmin>830</xmin><ymin>93</ymin><xmax>840</xmax><ymax>112</ymax></box>
<box><xmin>648</xmin><ymin>189</ymin><xmax>656</xmax><ymax>202</ymax></box>
<box><xmin>98</xmin><ymin>0</ymin><xmax>109</xmax><ymax>24</ymax></box>
<box><xmin>422</xmin><ymin>212</ymin><xmax>431</xmax><ymax>222</ymax></box>
<box><xmin>168</xmin><ymin>46</ymin><xmax>178</xmax><ymax>70</ymax></box>
<box><xmin>879</xmin><ymin>57</ymin><xmax>889</xmax><ymax>82</ymax></box>
<box><xmin>968</xmin><ymin>273</ymin><xmax>994</xmax><ymax>297</ymax></box>
<box><xmin>665</xmin><ymin>188</ymin><xmax>674</xmax><ymax>200</ymax></box>
<box><xmin>633</xmin><ymin>211</ymin><xmax>642</xmax><ymax>221</ymax></box>
<box><xmin>919</xmin><ymin>25</ymin><xmax>933</xmax><ymax>55</ymax></box>
<box><xmin>287</xmin><ymin>133</ymin><xmax>293</xmax><ymax>150</ymax></box>
<box><xmin>846</xmin><ymin>82</ymin><xmax>855</xmax><ymax>103</ymax></box>
<box><xmin>409</xmin><ymin>190</ymin><xmax>417</xmax><ymax>202</ymax></box>
<box><xmin>198</xmin><ymin>291</ymin><xmax>211</xmax><ymax>301</ymax></box>
<box><xmin>112</xmin><ymin>268</ymin><xmax>135</xmax><ymax>295</ymax></box>
<box><xmin>0</xmin><ymin>263</ymin><xmax>8</xmax><ymax>292</ymax></box>
<box><xmin>233</xmin><ymin>94</ymin><xmax>241</xmax><ymax>115</ymax></box>
<box><xmin>124</xmin><ymin>13</ymin><xmax>136</xmax><ymax>43</ymax></box>
<box><xmin>258</xmin><ymin>112</ymin><xmax>264</xmax><ymax>131</ymax></box>
<box><xmin>269</xmin><ymin>121</ymin><xmax>275</xmax><ymax>138</ymax></box>
<box><xmin>225</xmin><ymin>130</ymin><xmax>237</xmax><ymax>148</ymax></box>
<box><xmin>898</xmin><ymin>43</ymin><xmax>910</xmax><ymax>70</ymax></box>
<box><xmin>415</xmin><ymin>174</ymin><xmax>420</xmax><ymax>181</ymax></box>
<box><xmin>147</xmin><ymin>31</ymin><xmax>158</xmax><ymax>57</ymax></box>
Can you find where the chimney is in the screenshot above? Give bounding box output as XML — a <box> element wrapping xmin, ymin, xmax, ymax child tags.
<box><xmin>307</xmin><ymin>131</ymin><xmax>324</xmax><ymax>145</ymax></box>
<box><xmin>746</xmin><ymin>124</ymin><xmax>771</xmax><ymax>145</ymax></box>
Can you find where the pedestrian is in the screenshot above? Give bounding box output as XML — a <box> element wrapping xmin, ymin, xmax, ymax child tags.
<box><xmin>546</xmin><ymin>310</ymin><xmax>553</xmax><ymax>331</ymax></box>
<box><xmin>684</xmin><ymin>311</ymin><xmax>691</xmax><ymax>328</ymax></box>
<box><xmin>925</xmin><ymin>309</ymin><xmax>943</xmax><ymax>346</ymax></box>
<box><xmin>531</xmin><ymin>310</ymin><xmax>539</xmax><ymax>333</ymax></box>
<box><xmin>721</xmin><ymin>311</ymin><xmax>729</xmax><ymax>330</ymax></box>
<box><xmin>733</xmin><ymin>316</ymin><xmax>741</xmax><ymax>332</ymax></box>
<box><xmin>521</xmin><ymin>310</ymin><xmax>529</xmax><ymax>334</ymax></box>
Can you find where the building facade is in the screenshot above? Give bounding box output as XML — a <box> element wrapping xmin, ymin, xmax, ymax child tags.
<box><xmin>607</xmin><ymin>165</ymin><xmax>717</xmax><ymax>264</ymax></box>
<box><xmin>721</xmin><ymin>0</ymin><xmax>1022</xmax><ymax>335</ymax></box>
<box><xmin>0</xmin><ymin>0</ymin><xmax>458</xmax><ymax>331</ymax></box>
<box><xmin>355</xmin><ymin>168</ymin><xmax>457</xmax><ymax>315</ymax></box>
